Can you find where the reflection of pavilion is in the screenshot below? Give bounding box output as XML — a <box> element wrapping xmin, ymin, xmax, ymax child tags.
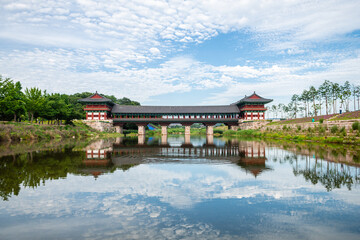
<box><xmin>81</xmin><ymin>137</ymin><xmax>271</xmax><ymax>178</ymax></box>
<box><xmin>237</xmin><ymin>141</ymin><xmax>270</xmax><ymax>177</ymax></box>
<box><xmin>80</xmin><ymin>143</ymin><xmax>114</xmax><ymax>178</ymax></box>
<box><xmin>110</xmin><ymin>137</ymin><xmax>271</xmax><ymax>178</ymax></box>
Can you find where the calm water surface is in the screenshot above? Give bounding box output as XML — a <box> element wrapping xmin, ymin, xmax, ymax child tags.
<box><xmin>0</xmin><ymin>136</ymin><xmax>359</xmax><ymax>240</ymax></box>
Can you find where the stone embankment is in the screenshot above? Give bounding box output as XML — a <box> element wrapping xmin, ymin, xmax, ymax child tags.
<box><xmin>261</xmin><ymin>119</ymin><xmax>357</xmax><ymax>132</ymax></box>
<box><xmin>82</xmin><ymin>120</ymin><xmax>116</xmax><ymax>132</ymax></box>
<box><xmin>239</xmin><ymin>120</ymin><xmax>269</xmax><ymax>130</ymax></box>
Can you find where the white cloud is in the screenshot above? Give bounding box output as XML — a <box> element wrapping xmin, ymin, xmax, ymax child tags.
<box><xmin>1</xmin><ymin>0</ymin><xmax>359</xmax><ymax>61</ymax></box>
<box><xmin>1</xmin><ymin>50</ymin><xmax>359</xmax><ymax>104</ymax></box>
<box><xmin>149</xmin><ymin>47</ymin><xmax>161</xmax><ymax>55</ymax></box>
<box><xmin>0</xmin><ymin>0</ymin><xmax>359</xmax><ymax>104</ymax></box>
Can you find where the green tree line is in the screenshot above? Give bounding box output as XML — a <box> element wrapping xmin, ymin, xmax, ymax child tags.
<box><xmin>269</xmin><ymin>80</ymin><xmax>360</xmax><ymax>119</ymax></box>
<box><xmin>0</xmin><ymin>75</ymin><xmax>140</xmax><ymax>123</ymax></box>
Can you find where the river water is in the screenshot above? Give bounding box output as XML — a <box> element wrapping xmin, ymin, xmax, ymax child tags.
<box><xmin>0</xmin><ymin>136</ymin><xmax>359</xmax><ymax>240</ymax></box>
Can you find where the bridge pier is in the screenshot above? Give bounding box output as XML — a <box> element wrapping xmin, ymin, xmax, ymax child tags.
<box><xmin>184</xmin><ymin>125</ymin><xmax>191</xmax><ymax>135</ymax></box>
<box><xmin>114</xmin><ymin>124</ymin><xmax>124</xmax><ymax>134</ymax></box>
<box><xmin>206</xmin><ymin>125</ymin><xmax>214</xmax><ymax>135</ymax></box>
<box><xmin>159</xmin><ymin>123</ymin><xmax>170</xmax><ymax>135</ymax></box>
<box><xmin>137</xmin><ymin>124</ymin><xmax>146</xmax><ymax>135</ymax></box>
<box><xmin>161</xmin><ymin>125</ymin><xmax>167</xmax><ymax>135</ymax></box>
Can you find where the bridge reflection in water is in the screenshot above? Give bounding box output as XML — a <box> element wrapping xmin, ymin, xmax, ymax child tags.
<box><xmin>82</xmin><ymin>136</ymin><xmax>360</xmax><ymax>191</ymax></box>
<box><xmin>83</xmin><ymin>136</ymin><xmax>270</xmax><ymax>178</ymax></box>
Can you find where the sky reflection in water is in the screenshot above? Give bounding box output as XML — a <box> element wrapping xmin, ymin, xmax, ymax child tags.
<box><xmin>0</xmin><ymin>136</ymin><xmax>359</xmax><ymax>240</ymax></box>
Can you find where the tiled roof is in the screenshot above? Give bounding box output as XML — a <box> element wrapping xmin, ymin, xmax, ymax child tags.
<box><xmin>78</xmin><ymin>93</ymin><xmax>114</xmax><ymax>105</ymax></box>
<box><xmin>232</xmin><ymin>92</ymin><xmax>273</xmax><ymax>105</ymax></box>
<box><xmin>112</xmin><ymin>104</ymin><xmax>240</xmax><ymax>114</ymax></box>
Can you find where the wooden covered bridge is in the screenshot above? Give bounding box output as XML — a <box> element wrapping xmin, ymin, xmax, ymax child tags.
<box><xmin>79</xmin><ymin>92</ymin><xmax>272</xmax><ymax>135</ymax></box>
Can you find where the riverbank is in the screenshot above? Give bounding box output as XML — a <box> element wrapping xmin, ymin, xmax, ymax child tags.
<box><xmin>230</xmin><ymin>125</ymin><xmax>360</xmax><ymax>144</ymax></box>
<box><xmin>0</xmin><ymin>121</ymin><xmax>123</xmax><ymax>143</ymax></box>
<box><xmin>144</xmin><ymin>121</ymin><xmax>360</xmax><ymax>145</ymax></box>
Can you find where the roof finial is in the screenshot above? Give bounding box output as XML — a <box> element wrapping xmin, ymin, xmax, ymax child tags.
<box><xmin>253</xmin><ymin>91</ymin><xmax>256</xmax><ymax>94</ymax></box>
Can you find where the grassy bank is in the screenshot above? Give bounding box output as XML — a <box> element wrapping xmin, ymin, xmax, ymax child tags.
<box><xmin>226</xmin><ymin>123</ymin><xmax>360</xmax><ymax>144</ymax></box>
<box><xmin>0</xmin><ymin>121</ymin><xmax>123</xmax><ymax>142</ymax></box>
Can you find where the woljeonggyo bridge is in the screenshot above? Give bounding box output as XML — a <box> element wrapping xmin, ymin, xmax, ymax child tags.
<box><xmin>79</xmin><ymin>92</ymin><xmax>273</xmax><ymax>135</ymax></box>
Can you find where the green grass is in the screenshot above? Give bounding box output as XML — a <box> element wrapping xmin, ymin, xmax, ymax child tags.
<box><xmin>329</xmin><ymin>110</ymin><xmax>360</xmax><ymax>121</ymax></box>
<box><xmin>0</xmin><ymin>121</ymin><xmax>123</xmax><ymax>143</ymax></box>
<box><xmin>231</xmin><ymin>128</ymin><xmax>360</xmax><ymax>145</ymax></box>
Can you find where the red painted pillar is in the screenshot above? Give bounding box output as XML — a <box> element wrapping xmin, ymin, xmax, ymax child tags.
<box><xmin>86</xmin><ymin>112</ymin><xmax>88</xmax><ymax>119</ymax></box>
<box><xmin>251</xmin><ymin>112</ymin><xmax>253</xmax><ymax>120</ymax></box>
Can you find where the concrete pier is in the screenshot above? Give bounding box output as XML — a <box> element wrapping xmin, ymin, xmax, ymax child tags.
<box><xmin>184</xmin><ymin>125</ymin><xmax>191</xmax><ymax>135</ymax></box>
<box><xmin>161</xmin><ymin>125</ymin><xmax>167</xmax><ymax>135</ymax></box>
<box><xmin>137</xmin><ymin>125</ymin><xmax>146</xmax><ymax>135</ymax></box>
<box><xmin>115</xmin><ymin>125</ymin><xmax>123</xmax><ymax>134</ymax></box>
<box><xmin>206</xmin><ymin>125</ymin><xmax>214</xmax><ymax>135</ymax></box>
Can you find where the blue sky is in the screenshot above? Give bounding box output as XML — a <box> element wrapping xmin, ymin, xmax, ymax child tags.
<box><xmin>0</xmin><ymin>0</ymin><xmax>360</xmax><ymax>106</ymax></box>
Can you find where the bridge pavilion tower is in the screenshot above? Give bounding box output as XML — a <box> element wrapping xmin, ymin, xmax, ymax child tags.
<box><xmin>233</xmin><ymin>92</ymin><xmax>273</xmax><ymax>120</ymax></box>
<box><xmin>78</xmin><ymin>92</ymin><xmax>114</xmax><ymax>120</ymax></box>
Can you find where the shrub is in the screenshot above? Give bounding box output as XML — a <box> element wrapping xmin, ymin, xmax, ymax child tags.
<box><xmin>214</xmin><ymin>129</ymin><xmax>224</xmax><ymax>134</ymax></box>
<box><xmin>340</xmin><ymin>126</ymin><xmax>346</xmax><ymax>133</ymax></box>
<box><xmin>223</xmin><ymin>130</ymin><xmax>236</xmax><ymax>135</ymax></box>
<box><xmin>282</xmin><ymin>125</ymin><xmax>287</xmax><ymax>131</ymax></box>
<box><xmin>319</xmin><ymin>118</ymin><xmax>324</xmax><ymax>124</ymax></box>
<box><xmin>352</xmin><ymin>121</ymin><xmax>359</xmax><ymax>131</ymax></box>
<box><xmin>353</xmin><ymin>153</ymin><xmax>360</xmax><ymax>163</ymax></box>
<box><xmin>297</xmin><ymin>125</ymin><xmax>301</xmax><ymax>131</ymax></box>
<box><xmin>330</xmin><ymin>125</ymin><xmax>338</xmax><ymax>134</ymax></box>
<box><xmin>123</xmin><ymin>129</ymin><xmax>138</xmax><ymax>134</ymax></box>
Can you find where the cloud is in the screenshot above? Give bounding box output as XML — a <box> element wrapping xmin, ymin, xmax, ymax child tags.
<box><xmin>0</xmin><ymin>49</ymin><xmax>359</xmax><ymax>104</ymax></box>
<box><xmin>0</xmin><ymin>0</ymin><xmax>359</xmax><ymax>105</ymax></box>
<box><xmin>1</xmin><ymin>1</ymin><xmax>359</xmax><ymax>60</ymax></box>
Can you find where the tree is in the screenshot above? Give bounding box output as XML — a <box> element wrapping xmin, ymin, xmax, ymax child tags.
<box><xmin>0</xmin><ymin>79</ymin><xmax>25</xmax><ymax>121</ymax></box>
<box><xmin>271</xmin><ymin>105</ymin><xmax>278</xmax><ymax>118</ymax></box>
<box><xmin>319</xmin><ymin>80</ymin><xmax>332</xmax><ymax>115</ymax></box>
<box><xmin>355</xmin><ymin>85</ymin><xmax>360</xmax><ymax>111</ymax></box>
<box><xmin>291</xmin><ymin>94</ymin><xmax>299</xmax><ymax>118</ymax></box>
<box><xmin>0</xmin><ymin>76</ymin><xmax>13</xmax><ymax>119</ymax></box>
<box><xmin>341</xmin><ymin>81</ymin><xmax>351</xmax><ymax>112</ymax></box>
<box><xmin>42</xmin><ymin>93</ymin><xmax>70</xmax><ymax>124</ymax></box>
<box><xmin>308</xmin><ymin>86</ymin><xmax>317</xmax><ymax>116</ymax></box>
<box><xmin>24</xmin><ymin>87</ymin><xmax>44</xmax><ymax>122</ymax></box>
<box><xmin>352</xmin><ymin>84</ymin><xmax>357</xmax><ymax>111</ymax></box>
<box><xmin>283</xmin><ymin>104</ymin><xmax>290</xmax><ymax>119</ymax></box>
<box><xmin>300</xmin><ymin>90</ymin><xmax>310</xmax><ymax>117</ymax></box>
<box><xmin>331</xmin><ymin>82</ymin><xmax>341</xmax><ymax>114</ymax></box>
<box><xmin>278</xmin><ymin>103</ymin><xmax>284</xmax><ymax>118</ymax></box>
